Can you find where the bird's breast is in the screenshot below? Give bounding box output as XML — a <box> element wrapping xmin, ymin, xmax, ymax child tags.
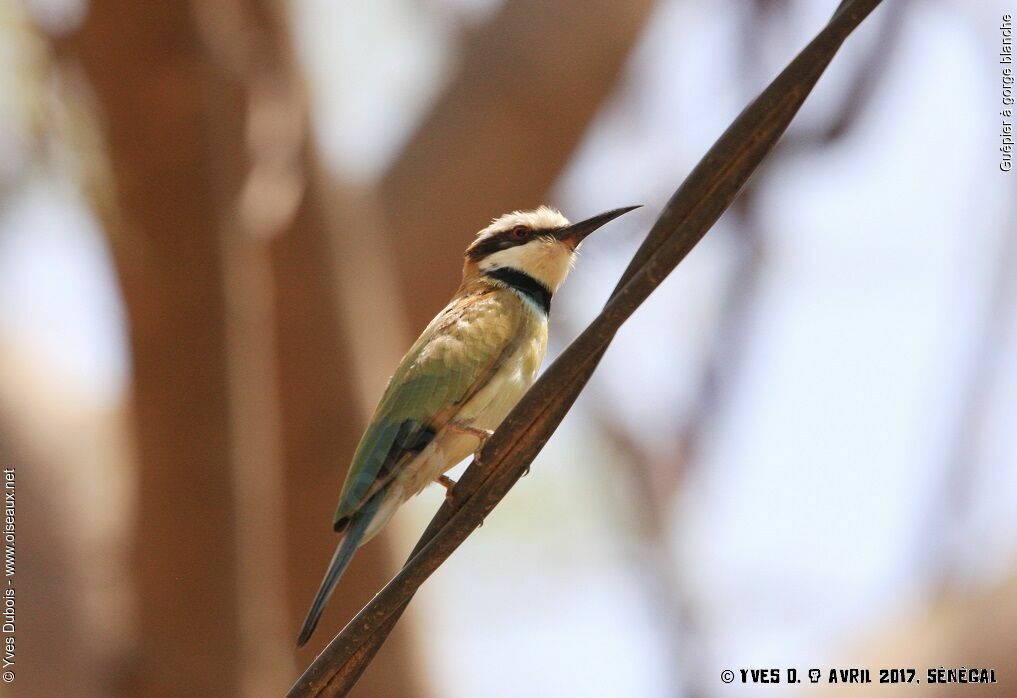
<box><xmin>459</xmin><ymin>327</ymin><xmax>546</xmax><ymax>429</ymax></box>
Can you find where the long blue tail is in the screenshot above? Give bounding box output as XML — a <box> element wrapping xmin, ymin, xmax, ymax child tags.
<box><xmin>296</xmin><ymin>492</ymin><xmax>382</xmax><ymax>647</ymax></box>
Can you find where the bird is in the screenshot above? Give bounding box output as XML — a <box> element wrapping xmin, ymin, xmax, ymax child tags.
<box><xmin>296</xmin><ymin>204</ymin><xmax>639</xmax><ymax>646</ymax></box>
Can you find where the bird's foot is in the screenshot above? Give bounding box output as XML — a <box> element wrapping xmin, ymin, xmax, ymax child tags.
<box><xmin>437</xmin><ymin>474</ymin><xmax>457</xmax><ymax>505</ymax></box>
<box><xmin>448</xmin><ymin>421</ymin><xmax>494</xmax><ymax>466</ymax></box>
<box><xmin>448</xmin><ymin>421</ymin><xmax>494</xmax><ymax>444</ymax></box>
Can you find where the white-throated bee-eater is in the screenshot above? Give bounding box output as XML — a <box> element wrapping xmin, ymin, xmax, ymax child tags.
<box><xmin>297</xmin><ymin>204</ymin><xmax>639</xmax><ymax>646</ymax></box>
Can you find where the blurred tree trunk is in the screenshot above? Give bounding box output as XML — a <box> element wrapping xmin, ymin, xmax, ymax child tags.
<box><xmin>74</xmin><ymin>4</ymin><xmax>247</xmax><ymax>694</ymax></box>
<box><xmin>0</xmin><ymin>340</ymin><xmax>138</xmax><ymax>697</ymax></box>
<box><xmin>73</xmin><ymin>1</ymin><xmax>423</xmax><ymax>695</ymax></box>
<box><xmin>0</xmin><ymin>431</ymin><xmax>85</xmax><ymax>696</ymax></box>
<box><xmin>380</xmin><ymin>0</ymin><xmax>656</xmax><ymax>325</ymax></box>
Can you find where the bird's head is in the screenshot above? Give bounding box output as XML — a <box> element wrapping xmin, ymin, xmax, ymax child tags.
<box><xmin>464</xmin><ymin>205</ymin><xmax>639</xmax><ymax>293</ymax></box>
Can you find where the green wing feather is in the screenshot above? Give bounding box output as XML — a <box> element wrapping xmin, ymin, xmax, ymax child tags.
<box><xmin>333</xmin><ymin>289</ymin><xmax>524</xmax><ymax>527</ymax></box>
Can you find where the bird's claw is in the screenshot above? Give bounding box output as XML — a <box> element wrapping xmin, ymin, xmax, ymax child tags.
<box><xmin>448</xmin><ymin>421</ymin><xmax>493</xmax><ymax>447</ymax></box>
<box><xmin>447</xmin><ymin>421</ymin><xmax>493</xmax><ymax>469</ymax></box>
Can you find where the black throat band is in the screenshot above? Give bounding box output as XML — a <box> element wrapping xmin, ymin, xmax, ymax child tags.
<box><xmin>484</xmin><ymin>267</ymin><xmax>552</xmax><ymax>315</ymax></box>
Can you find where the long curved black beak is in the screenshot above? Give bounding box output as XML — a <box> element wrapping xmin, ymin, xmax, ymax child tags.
<box><xmin>554</xmin><ymin>205</ymin><xmax>641</xmax><ymax>248</ymax></box>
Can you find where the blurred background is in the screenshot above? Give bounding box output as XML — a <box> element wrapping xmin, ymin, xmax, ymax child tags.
<box><xmin>1</xmin><ymin>0</ymin><xmax>1015</xmax><ymax>696</ymax></box>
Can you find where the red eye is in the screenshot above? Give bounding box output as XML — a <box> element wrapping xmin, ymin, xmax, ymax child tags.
<box><xmin>511</xmin><ymin>226</ymin><xmax>528</xmax><ymax>239</ymax></box>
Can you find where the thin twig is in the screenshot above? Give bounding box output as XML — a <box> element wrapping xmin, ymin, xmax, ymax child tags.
<box><xmin>289</xmin><ymin>1</ymin><xmax>884</xmax><ymax>694</ymax></box>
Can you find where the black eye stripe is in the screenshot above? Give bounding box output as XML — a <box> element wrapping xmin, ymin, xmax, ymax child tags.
<box><xmin>466</xmin><ymin>229</ymin><xmax>555</xmax><ymax>260</ymax></box>
<box><xmin>465</xmin><ymin>230</ymin><xmax>521</xmax><ymax>259</ymax></box>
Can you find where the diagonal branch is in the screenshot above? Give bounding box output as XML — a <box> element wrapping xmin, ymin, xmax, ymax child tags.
<box><xmin>289</xmin><ymin>1</ymin><xmax>885</xmax><ymax>694</ymax></box>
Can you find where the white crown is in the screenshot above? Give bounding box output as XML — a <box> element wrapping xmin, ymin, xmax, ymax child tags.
<box><xmin>476</xmin><ymin>206</ymin><xmax>570</xmax><ymax>240</ymax></box>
